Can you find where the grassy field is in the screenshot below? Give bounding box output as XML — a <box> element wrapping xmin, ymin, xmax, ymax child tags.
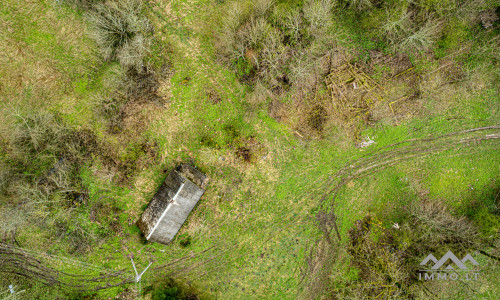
<box><xmin>0</xmin><ymin>0</ymin><xmax>499</xmax><ymax>299</ymax></box>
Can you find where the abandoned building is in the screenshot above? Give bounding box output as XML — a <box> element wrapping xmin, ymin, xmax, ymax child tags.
<box><xmin>137</xmin><ymin>164</ymin><xmax>209</xmax><ymax>245</ymax></box>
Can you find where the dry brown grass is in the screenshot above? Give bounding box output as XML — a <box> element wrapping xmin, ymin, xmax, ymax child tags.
<box><xmin>0</xmin><ymin>0</ymin><xmax>96</xmax><ymax>132</ymax></box>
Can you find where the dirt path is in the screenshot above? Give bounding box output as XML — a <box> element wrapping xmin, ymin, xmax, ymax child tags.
<box><xmin>321</xmin><ymin>125</ymin><xmax>500</xmax><ymax>208</ymax></box>
<box><xmin>302</xmin><ymin>125</ymin><xmax>500</xmax><ymax>298</ymax></box>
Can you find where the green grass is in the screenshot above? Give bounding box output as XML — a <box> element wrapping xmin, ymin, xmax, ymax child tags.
<box><xmin>0</xmin><ymin>0</ymin><xmax>499</xmax><ymax>299</ymax></box>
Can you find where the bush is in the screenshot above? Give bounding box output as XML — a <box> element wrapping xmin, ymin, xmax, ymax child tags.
<box><xmin>303</xmin><ymin>0</ymin><xmax>335</xmax><ymax>38</ymax></box>
<box><xmin>400</xmin><ymin>20</ymin><xmax>443</xmax><ymax>51</ymax></box>
<box><xmin>377</xmin><ymin>4</ymin><xmax>443</xmax><ymax>52</ymax></box>
<box><xmin>8</xmin><ymin>110</ymin><xmax>89</xmax><ymax>178</ymax></box>
<box><xmin>342</xmin><ymin>200</ymin><xmax>483</xmax><ymax>298</ymax></box>
<box><xmin>404</xmin><ymin>200</ymin><xmax>481</xmax><ymax>255</ymax></box>
<box><xmin>379</xmin><ymin>7</ymin><xmax>413</xmax><ymax>46</ymax></box>
<box><xmin>217</xmin><ymin>0</ymin><xmax>337</xmax><ymax>89</ymax></box>
<box><xmin>178</xmin><ymin>233</ymin><xmax>192</xmax><ymax>248</ymax></box>
<box><xmin>87</xmin><ymin>0</ymin><xmax>152</xmax><ymax>70</ymax></box>
<box><xmin>149</xmin><ymin>277</ymin><xmax>199</xmax><ymax>300</ymax></box>
<box><xmin>10</xmin><ymin>110</ymin><xmax>70</xmax><ymax>163</ymax></box>
<box><xmin>272</xmin><ymin>5</ymin><xmax>303</xmax><ymax>45</ymax></box>
<box><xmin>346</xmin><ymin>216</ymin><xmax>413</xmax><ymax>299</ymax></box>
<box><xmin>0</xmin><ymin>110</ymin><xmax>96</xmax><ymax>243</ymax></box>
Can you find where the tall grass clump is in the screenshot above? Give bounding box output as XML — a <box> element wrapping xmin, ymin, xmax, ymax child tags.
<box><xmin>87</xmin><ymin>0</ymin><xmax>152</xmax><ymax>70</ymax></box>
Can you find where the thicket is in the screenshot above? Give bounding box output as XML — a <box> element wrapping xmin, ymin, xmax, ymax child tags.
<box><xmin>216</xmin><ymin>0</ymin><xmax>499</xmax><ymax>108</ymax></box>
<box><xmin>0</xmin><ymin>0</ymin><xmax>161</xmax><ymax>254</ymax></box>
<box><xmin>217</xmin><ymin>0</ymin><xmax>338</xmax><ymax>91</ymax></box>
<box><xmin>336</xmin><ymin>200</ymin><xmax>491</xmax><ymax>298</ymax></box>
<box><xmin>0</xmin><ymin>111</ymin><xmax>96</xmax><ymax>252</ymax></box>
<box><xmin>0</xmin><ymin>109</ymin><xmax>159</xmax><ymax>252</ymax></box>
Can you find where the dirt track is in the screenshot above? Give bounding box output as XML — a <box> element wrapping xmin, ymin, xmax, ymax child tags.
<box><xmin>303</xmin><ymin>125</ymin><xmax>500</xmax><ymax>298</ymax></box>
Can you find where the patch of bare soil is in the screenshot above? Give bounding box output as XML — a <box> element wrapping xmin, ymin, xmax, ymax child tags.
<box><xmin>268</xmin><ymin>97</ymin><xmax>290</xmax><ymax>124</ymax></box>
<box><xmin>207</xmin><ymin>88</ymin><xmax>222</xmax><ymax>104</ymax></box>
<box><xmin>104</xmin><ymin>64</ymin><xmax>171</xmax><ymax>135</ymax></box>
<box><xmin>235</xmin><ymin>137</ymin><xmax>266</xmax><ymax>163</ymax></box>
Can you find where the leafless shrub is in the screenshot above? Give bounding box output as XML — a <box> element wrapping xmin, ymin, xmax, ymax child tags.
<box><xmin>405</xmin><ymin>200</ymin><xmax>481</xmax><ymax>253</ymax></box>
<box><xmin>273</xmin><ymin>6</ymin><xmax>303</xmax><ymax>44</ymax></box>
<box><xmin>379</xmin><ymin>7</ymin><xmax>413</xmax><ymax>45</ymax></box>
<box><xmin>345</xmin><ymin>0</ymin><xmax>373</xmax><ymax>11</ymax></box>
<box><xmin>303</xmin><ymin>0</ymin><xmax>335</xmax><ymax>38</ymax></box>
<box><xmin>16</xmin><ymin>182</ymin><xmax>54</xmax><ymax>218</ymax></box>
<box><xmin>87</xmin><ymin>0</ymin><xmax>152</xmax><ymax>70</ymax></box>
<box><xmin>346</xmin><ymin>216</ymin><xmax>414</xmax><ymax>298</ymax></box>
<box><xmin>379</xmin><ymin>5</ymin><xmax>443</xmax><ymax>52</ymax></box>
<box><xmin>342</xmin><ymin>200</ymin><xmax>482</xmax><ymax>298</ymax></box>
<box><xmin>217</xmin><ymin>0</ymin><xmax>341</xmax><ymax>91</ymax></box>
<box><xmin>258</xmin><ymin>26</ymin><xmax>288</xmax><ymax>86</ymax></box>
<box><xmin>219</xmin><ymin>2</ymin><xmax>252</xmax><ymax>62</ymax></box>
<box><xmin>288</xmin><ymin>51</ymin><xmax>313</xmax><ymax>83</ymax></box>
<box><xmin>401</xmin><ymin>20</ymin><xmax>443</xmax><ymax>51</ymax></box>
<box><xmin>10</xmin><ymin>110</ymin><xmax>70</xmax><ymax>165</ymax></box>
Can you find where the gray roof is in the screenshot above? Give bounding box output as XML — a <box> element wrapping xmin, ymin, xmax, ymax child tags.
<box><xmin>137</xmin><ymin>165</ymin><xmax>208</xmax><ymax>244</ymax></box>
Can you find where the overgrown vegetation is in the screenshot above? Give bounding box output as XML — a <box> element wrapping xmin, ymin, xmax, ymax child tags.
<box><xmin>0</xmin><ymin>111</ymin><xmax>84</xmax><ymax>232</ymax></box>
<box><xmin>216</xmin><ymin>0</ymin><xmax>499</xmax><ymax>139</ymax></box>
<box><xmin>146</xmin><ymin>277</ymin><xmax>199</xmax><ymax>300</ymax></box>
<box><xmin>340</xmin><ymin>200</ymin><xmax>484</xmax><ymax>298</ymax></box>
<box><xmin>0</xmin><ymin>109</ymin><xmax>128</xmax><ymax>253</ymax></box>
<box><xmin>87</xmin><ymin>0</ymin><xmax>152</xmax><ymax>70</ymax></box>
<box><xmin>0</xmin><ymin>0</ymin><xmax>498</xmax><ymax>298</ymax></box>
<box><xmin>0</xmin><ymin>0</ymin><xmax>163</xmax><ymax>293</ymax></box>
